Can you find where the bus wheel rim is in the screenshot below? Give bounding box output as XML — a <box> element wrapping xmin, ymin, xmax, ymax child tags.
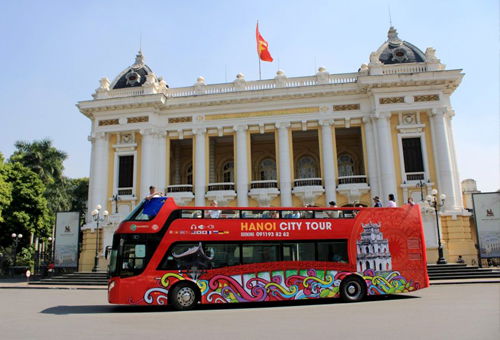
<box><xmin>177</xmin><ymin>287</ymin><xmax>195</xmax><ymax>306</ymax></box>
<box><xmin>347</xmin><ymin>282</ymin><xmax>360</xmax><ymax>297</ymax></box>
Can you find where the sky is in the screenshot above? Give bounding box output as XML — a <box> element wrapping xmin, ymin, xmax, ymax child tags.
<box><xmin>0</xmin><ymin>0</ymin><xmax>498</xmax><ymax>192</ymax></box>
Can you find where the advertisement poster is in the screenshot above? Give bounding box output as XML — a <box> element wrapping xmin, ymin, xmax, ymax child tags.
<box><xmin>54</xmin><ymin>212</ymin><xmax>80</xmax><ymax>268</ymax></box>
<box><xmin>472</xmin><ymin>192</ymin><xmax>500</xmax><ymax>259</ymax></box>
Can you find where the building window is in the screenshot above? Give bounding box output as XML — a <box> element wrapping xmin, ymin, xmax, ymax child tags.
<box><xmin>402</xmin><ymin>138</ymin><xmax>424</xmax><ymax>173</ymax></box>
<box><xmin>222</xmin><ymin>161</ymin><xmax>234</xmax><ymax>182</ymax></box>
<box><xmin>259</xmin><ymin>158</ymin><xmax>277</xmax><ymax>180</ymax></box>
<box><xmin>338</xmin><ymin>153</ymin><xmax>355</xmax><ymax>177</ymax></box>
<box><xmin>118</xmin><ymin>155</ymin><xmax>134</xmax><ymax>195</ymax></box>
<box><xmin>186</xmin><ymin>163</ymin><xmax>193</xmax><ymax>185</ymax></box>
<box><xmin>297</xmin><ymin>156</ymin><xmax>317</xmax><ymax>178</ymax></box>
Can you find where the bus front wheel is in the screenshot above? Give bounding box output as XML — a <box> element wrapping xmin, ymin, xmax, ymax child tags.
<box><xmin>340</xmin><ymin>276</ymin><xmax>366</xmax><ymax>302</ymax></box>
<box><xmin>170</xmin><ymin>282</ymin><xmax>199</xmax><ymax>311</ymax></box>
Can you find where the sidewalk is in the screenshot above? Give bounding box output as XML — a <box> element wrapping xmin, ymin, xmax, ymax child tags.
<box><xmin>0</xmin><ymin>278</ymin><xmax>107</xmax><ymax>290</ymax></box>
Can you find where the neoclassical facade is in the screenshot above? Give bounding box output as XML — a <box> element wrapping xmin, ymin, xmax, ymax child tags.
<box><xmin>77</xmin><ymin>27</ymin><xmax>475</xmax><ymax>271</ymax></box>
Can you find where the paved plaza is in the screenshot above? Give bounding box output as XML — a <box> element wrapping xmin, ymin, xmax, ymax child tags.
<box><xmin>0</xmin><ymin>283</ymin><xmax>498</xmax><ymax>340</ymax></box>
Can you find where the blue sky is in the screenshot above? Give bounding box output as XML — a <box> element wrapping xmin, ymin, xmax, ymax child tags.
<box><xmin>0</xmin><ymin>0</ymin><xmax>498</xmax><ymax>192</ymax></box>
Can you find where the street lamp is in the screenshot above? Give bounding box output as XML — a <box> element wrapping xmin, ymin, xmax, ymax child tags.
<box><xmin>426</xmin><ymin>189</ymin><xmax>447</xmax><ymax>264</ymax></box>
<box><xmin>91</xmin><ymin>205</ymin><xmax>108</xmax><ymax>272</ymax></box>
<box><xmin>416</xmin><ymin>179</ymin><xmax>426</xmax><ymax>202</ymax></box>
<box><xmin>11</xmin><ymin>233</ymin><xmax>23</xmax><ymax>266</ymax></box>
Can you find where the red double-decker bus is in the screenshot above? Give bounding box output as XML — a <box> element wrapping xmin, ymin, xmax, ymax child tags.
<box><xmin>107</xmin><ymin>198</ymin><xmax>428</xmax><ymax>310</ymax></box>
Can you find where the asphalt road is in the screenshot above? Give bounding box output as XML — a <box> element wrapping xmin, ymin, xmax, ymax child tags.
<box><xmin>0</xmin><ymin>284</ymin><xmax>498</xmax><ymax>340</ymax></box>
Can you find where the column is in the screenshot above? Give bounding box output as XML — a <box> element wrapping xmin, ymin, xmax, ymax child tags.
<box><xmin>194</xmin><ymin>128</ymin><xmax>207</xmax><ymax>206</ymax></box>
<box><xmin>362</xmin><ymin>116</ymin><xmax>381</xmax><ymax>199</ymax></box>
<box><xmin>277</xmin><ymin>122</ymin><xmax>292</xmax><ymax>206</ymax></box>
<box><xmin>174</xmin><ymin>143</ymin><xmax>181</xmax><ymax>185</ymax></box>
<box><xmin>431</xmin><ymin>108</ymin><xmax>458</xmax><ymax>211</ymax></box>
<box><xmin>140</xmin><ymin>128</ymin><xmax>157</xmax><ymax>198</ymax></box>
<box><xmin>445</xmin><ymin>110</ymin><xmax>464</xmax><ymax>209</ymax></box>
<box><xmin>374</xmin><ymin>111</ymin><xmax>397</xmax><ymax>203</ymax></box>
<box><xmin>88</xmin><ymin>132</ymin><xmax>109</xmax><ymax>219</ymax></box>
<box><xmin>320</xmin><ymin>120</ymin><xmax>336</xmax><ymax>204</ymax></box>
<box><xmin>209</xmin><ymin>138</ymin><xmax>216</xmax><ymax>183</ymax></box>
<box><xmin>235</xmin><ymin>125</ymin><xmax>249</xmax><ymax>206</ymax></box>
<box><xmin>157</xmin><ymin>131</ymin><xmax>167</xmax><ymax>193</ymax></box>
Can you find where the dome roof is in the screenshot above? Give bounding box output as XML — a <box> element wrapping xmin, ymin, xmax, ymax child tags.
<box><xmin>376</xmin><ymin>27</ymin><xmax>426</xmax><ymax>64</ymax></box>
<box><xmin>110</xmin><ymin>51</ymin><xmax>154</xmax><ymax>89</ymax></box>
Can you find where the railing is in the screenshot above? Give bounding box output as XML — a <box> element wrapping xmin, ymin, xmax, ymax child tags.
<box><xmin>382</xmin><ymin>63</ymin><xmax>428</xmax><ymax>75</ymax></box>
<box><xmin>117</xmin><ymin>187</ymin><xmax>133</xmax><ymax>195</ymax></box>
<box><xmin>250</xmin><ymin>180</ymin><xmax>279</xmax><ymax>189</ymax></box>
<box><xmin>337</xmin><ymin>175</ymin><xmax>368</xmax><ymax>185</ymax></box>
<box><xmin>107</xmin><ymin>87</ymin><xmax>145</xmax><ymax>97</ymax></box>
<box><xmin>207</xmin><ymin>182</ymin><xmax>235</xmax><ymax>191</ymax></box>
<box><xmin>166</xmin><ymin>185</ymin><xmax>193</xmax><ymax>193</ymax></box>
<box><xmin>164</xmin><ymin>72</ymin><xmax>359</xmax><ymax>98</ymax></box>
<box><xmin>406</xmin><ymin>172</ymin><xmax>425</xmax><ymax>181</ymax></box>
<box><xmin>293</xmin><ymin>178</ymin><xmax>323</xmax><ymax>187</ymax></box>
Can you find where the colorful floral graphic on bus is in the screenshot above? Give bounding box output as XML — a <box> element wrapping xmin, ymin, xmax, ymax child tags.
<box><xmin>143</xmin><ymin>268</ymin><xmax>419</xmax><ymax>305</ymax></box>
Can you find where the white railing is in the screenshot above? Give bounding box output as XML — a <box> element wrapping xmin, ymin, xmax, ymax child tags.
<box><xmin>164</xmin><ymin>72</ymin><xmax>359</xmax><ymax>98</ymax></box>
<box><xmin>107</xmin><ymin>87</ymin><xmax>145</xmax><ymax>97</ymax></box>
<box><xmin>406</xmin><ymin>172</ymin><xmax>425</xmax><ymax>181</ymax></box>
<box><xmin>294</xmin><ymin>178</ymin><xmax>323</xmax><ymax>187</ymax></box>
<box><xmin>382</xmin><ymin>63</ymin><xmax>428</xmax><ymax>75</ymax></box>
<box><xmin>207</xmin><ymin>182</ymin><xmax>235</xmax><ymax>191</ymax></box>
<box><xmin>250</xmin><ymin>180</ymin><xmax>278</xmax><ymax>189</ymax></box>
<box><xmin>337</xmin><ymin>175</ymin><xmax>368</xmax><ymax>185</ymax></box>
<box><xmin>166</xmin><ymin>184</ymin><xmax>193</xmax><ymax>193</ymax></box>
<box><xmin>117</xmin><ymin>187</ymin><xmax>134</xmax><ymax>195</ymax></box>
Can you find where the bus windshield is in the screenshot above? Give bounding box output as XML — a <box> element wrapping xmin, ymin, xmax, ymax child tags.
<box><xmin>124</xmin><ymin>197</ymin><xmax>167</xmax><ymax>221</ymax></box>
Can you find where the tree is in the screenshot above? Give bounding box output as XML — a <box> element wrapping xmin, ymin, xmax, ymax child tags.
<box><xmin>66</xmin><ymin>177</ymin><xmax>89</xmax><ymax>225</ymax></box>
<box><xmin>0</xmin><ymin>153</ymin><xmax>12</xmax><ymax>223</ymax></box>
<box><xmin>0</xmin><ymin>162</ymin><xmax>50</xmax><ymax>248</ymax></box>
<box><xmin>10</xmin><ymin>138</ymin><xmax>69</xmax><ymax>215</ymax></box>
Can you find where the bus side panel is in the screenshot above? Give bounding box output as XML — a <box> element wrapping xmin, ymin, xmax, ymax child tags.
<box><xmin>349</xmin><ymin>205</ymin><xmax>429</xmax><ymax>295</ymax></box>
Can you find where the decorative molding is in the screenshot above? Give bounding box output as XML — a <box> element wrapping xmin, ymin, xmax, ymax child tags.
<box><xmin>168</xmin><ymin>116</ymin><xmax>192</xmax><ymax>124</ymax></box>
<box><xmin>205</xmin><ymin>107</ymin><xmax>319</xmax><ymax>121</ymax></box>
<box><xmin>379</xmin><ymin>97</ymin><xmax>404</xmax><ymax>104</ymax></box>
<box><xmin>98</xmin><ymin>119</ymin><xmax>119</xmax><ymax>126</ymax></box>
<box><xmin>333</xmin><ymin>104</ymin><xmax>360</xmax><ymax>111</ymax></box>
<box><xmin>414</xmin><ymin>94</ymin><xmax>439</xmax><ymax>102</ymax></box>
<box><xmin>127</xmin><ymin>116</ymin><xmax>149</xmax><ymax>124</ymax></box>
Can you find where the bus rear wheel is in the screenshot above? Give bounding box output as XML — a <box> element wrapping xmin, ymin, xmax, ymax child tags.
<box><xmin>170</xmin><ymin>282</ymin><xmax>199</xmax><ymax>311</ymax></box>
<box><xmin>340</xmin><ymin>276</ymin><xmax>366</xmax><ymax>302</ymax></box>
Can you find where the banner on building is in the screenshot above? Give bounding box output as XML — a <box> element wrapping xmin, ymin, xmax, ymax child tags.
<box><xmin>54</xmin><ymin>212</ymin><xmax>80</xmax><ymax>268</ymax></box>
<box><xmin>472</xmin><ymin>192</ymin><xmax>500</xmax><ymax>258</ymax></box>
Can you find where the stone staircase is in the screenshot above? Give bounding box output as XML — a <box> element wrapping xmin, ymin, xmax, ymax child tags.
<box><xmin>427</xmin><ymin>263</ymin><xmax>500</xmax><ymax>280</ymax></box>
<box><xmin>29</xmin><ymin>271</ymin><xmax>108</xmax><ymax>286</ymax></box>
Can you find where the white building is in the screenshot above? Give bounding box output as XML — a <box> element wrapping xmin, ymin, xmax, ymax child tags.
<box><xmin>77</xmin><ymin>27</ymin><xmax>475</xmax><ymax>271</ymax></box>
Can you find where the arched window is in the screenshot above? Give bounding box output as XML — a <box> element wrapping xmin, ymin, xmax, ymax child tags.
<box><xmin>258</xmin><ymin>158</ymin><xmax>277</xmax><ymax>180</ymax></box>
<box><xmin>222</xmin><ymin>161</ymin><xmax>234</xmax><ymax>183</ymax></box>
<box><xmin>296</xmin><ymin>156</ymin><xmax>317</xmax><ymax>178</ymax></box>
<box><xmin>186</xmin><ymin>164</ymin><xmax>193</xmax><ymax>185</ymax></box>
<box><xmin>338</xmin><ymin>153</ymin><xmax>355</xmax><ymax>177</ymax></box>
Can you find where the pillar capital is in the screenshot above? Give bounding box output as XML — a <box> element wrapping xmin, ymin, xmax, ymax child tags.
<box><xmin>275</xmin><ymin>121</ymin><xmax>291</xmax><ymax>130</ymax></box>
<box><xmin>193</xmin><ymin>127</ymin><xmax>207</xmax><ymax>136</ymax></box>
<box><xmin>233</xmin><ymin>125</ymin><xmax>248</xmax><ymax>133</ymax></box>
<box><xmin>373</xmin><ymin>111</ymin><xmax>391</xmax><ymax>120</ymax></box>
<box><xmin>319</xmin><ymin>119</ymin><xmax>333</xmax><ymax>127</ymax></box>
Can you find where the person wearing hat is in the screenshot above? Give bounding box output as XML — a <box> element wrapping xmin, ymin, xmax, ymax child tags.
<box><xmin>373</xmin><ymin>196</ymin><xmax>382</xmax><ymax>207</ymax></box>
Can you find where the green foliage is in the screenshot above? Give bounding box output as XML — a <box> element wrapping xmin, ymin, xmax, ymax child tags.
<box><xmin>0</xmin><ymin>153</ymin><xmax>13</xmax><ymax>223</ymax></box>
<box><xmin>0</xmin><ymin>162</ymin><xmax>51</xmax><ymax>248</ymax></box>
<box><xmin>66</xmin><ymin>177</ymin><xmax>89</xmax><ymax>224</ymax></box>
<box><xmin>17</xmin><ymin>245</ymin><xmax>35</xmax><ymax>270</ymax></box>
<box><xmin>10</xmin><ymin>138</ymin><xmax>67</xmax><ymax>186</ymax></box>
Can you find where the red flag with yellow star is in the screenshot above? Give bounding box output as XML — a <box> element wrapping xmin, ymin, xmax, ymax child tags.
<box><xmin>256</xmin><ymin>23</ymin><xmax>273</xmax><ymax>62</ymax></box>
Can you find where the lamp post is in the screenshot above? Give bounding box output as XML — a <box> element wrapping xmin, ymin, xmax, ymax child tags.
<box><xmin>427</xmin><ymin>189</ymin><xmax>447</xmax><ymax>264</ymax></box>
<box><xmin>91</xmin><ymin>205</ymin><xmax>108</xmax><ymax>272</ymax></box>
<box><xmin>112</xmin><ymin>194</ymin><xmax>120</xmax><ymax>214</ymax></box>
<box><xmin>416</xmin><ymin>179</ymin><xmax>426</xmax><ymax>202</ymax></box>
<box><xmin>11</xmin><ymin>233</ymin><xmax>23</xmax><ymax>266</ymax></box>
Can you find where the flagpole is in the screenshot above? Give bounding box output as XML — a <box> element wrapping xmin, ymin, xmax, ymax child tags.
<box><xmin>259</xmin><ymin>59</ymin><xmax>262</xmax><ymax>80</ymax></box>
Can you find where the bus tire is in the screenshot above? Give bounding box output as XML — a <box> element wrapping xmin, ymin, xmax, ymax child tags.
<box><xmin>169</xmin><ymin>282</ymin><xmax>199</xmax><ymax>311</ymax></box>
<box><xmin>340</xmin><ymin>275</ymin><xmax>366</xmax><ymax>302</ymax></box>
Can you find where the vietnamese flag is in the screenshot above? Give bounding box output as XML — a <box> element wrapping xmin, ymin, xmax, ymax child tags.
<box><xmin>256</xmin><ymin>23</ymin><xmax>273</xmax><ymax>62</ymax></box>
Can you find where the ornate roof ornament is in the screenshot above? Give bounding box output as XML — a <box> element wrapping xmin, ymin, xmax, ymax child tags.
<box><xmin>387</xmin><ymin>26</ymin><xmax>403</xmax><ymax>47</ymax></box>
<box><xmin>132</xmin><ymin>50</ymin><xmax>145</xmax><ymax>68</ymax></box>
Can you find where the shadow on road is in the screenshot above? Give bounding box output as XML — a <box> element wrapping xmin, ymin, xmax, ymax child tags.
<box><xmin>40</xmin><ymin>294</ymin><xmax>419</xmax><ymax>315</ymax></box>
